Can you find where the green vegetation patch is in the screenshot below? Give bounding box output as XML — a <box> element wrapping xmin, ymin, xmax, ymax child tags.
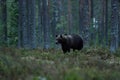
<box><xmin>0</xmin><ymin>47</ymin><xmax>120</xmax><ymax>80</ymax></box>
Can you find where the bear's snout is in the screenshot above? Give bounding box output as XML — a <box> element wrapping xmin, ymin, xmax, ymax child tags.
<box><xmin>55</xmin><ymin>40</ymin><xmax>59</xmax><ymax>44</ymax></box>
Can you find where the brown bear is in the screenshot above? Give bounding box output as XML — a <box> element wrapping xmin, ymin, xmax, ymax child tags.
<box><xmin>56</xmin><ymin>34</ymin><xmax>83</xmax><ymax>53</ymax></box>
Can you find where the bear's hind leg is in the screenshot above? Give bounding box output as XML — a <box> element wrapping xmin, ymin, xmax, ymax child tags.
<box><xmin>63</xmin><ymin>48</ymin><xmax>70</xmax><ymax>53</ymax></box>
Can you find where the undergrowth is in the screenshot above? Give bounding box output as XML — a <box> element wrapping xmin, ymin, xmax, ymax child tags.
<box><xmin>0</xmin><ymin>47</ymin><xmax>120</xmax><ymax>80</ymax></box>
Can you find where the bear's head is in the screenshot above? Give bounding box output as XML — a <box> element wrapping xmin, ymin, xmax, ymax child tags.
<box><xmin>55</xmin><ymin>34</ymin><xmax>67</xmax><ymax>44</ymax></box>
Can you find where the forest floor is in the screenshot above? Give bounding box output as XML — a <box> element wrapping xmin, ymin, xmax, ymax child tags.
<box><xmin>0</xmin><ymin>47</ymin><xmax>120</xmax><ymax>80</ymax></box>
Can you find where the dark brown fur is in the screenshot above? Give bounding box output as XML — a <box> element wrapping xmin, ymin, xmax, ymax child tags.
<box><xmin>56</xmin><ymin>34</ymin><xmax>83</xmax><ymax>53</ymax></box>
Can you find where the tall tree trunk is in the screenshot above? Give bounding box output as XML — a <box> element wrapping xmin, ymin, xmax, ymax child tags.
<box><xmin>18</xmin><ymin>0</ymin><xmax>22</xmax><ymax>48</ymax></box>
<box><xmin>118</xmin><ymin>1</ymin><xmax>120</xmax><ymax>47</ymax></box>
<box><xmin>51</xmin><ymin>0</ymin><xmax>58</xmax><ymax>47</ymax></box>
<box><xmin>1</xmin><ymin>0</ymin><xmax>7</xmax><ymax>46</ymax></box>
<box><xmin>27</xmin><ymin>0</ymin><xmax>36</xmax><ymax>49</ymax></box>
<box><xmin>21</xmin><ymin>0</ymin><xmax>28</xmax><ymax>48</ymax></box>
<box><xmin>79</xmin><ymin>0</ymin><xmax>91</xmax><ymax>46</ymax></box>
<box><xmin>88</xmin><ymin>0</ymin><xmax>92</xmax><ymax>45</ymax></box>
<box><xmin>90</xmin><ymin>0</ymin><xmax>94</xmax><ymax>46</ymax></box>
<box><xmin>38</xmin><ymin>0</ymin><xmax>42</xmax><ymax>48</ymax></box>
<box><xmin>42</xmin><ymin>0</ymin><xmax>50</xmax><ymax>49</ymax></box>
<box><xmin>90</xmin><ymin>0</ymin><xmax>93</xmax><ymax>19</ymax></box>
<box><xmin>99</xmin><ymin>0</ymin><xmax>108</xmax><ymax>47</ymax></box>
<box><xmin>18</xmin><ymin>0</ymin><xmax>27</xmax><ymax>48</ymax></box>
<box><xmin>52</xmin><ymin>0</ymin><xmax>57</xmax><ymax>38</ymax></box>
<box><xmin>79</xmin><ymin>0</ymin><xmax>84</xmax><ymax>35</ymax></box>
<box><xmin>104</xmin><ymin>0</ymin><xmax>108</xmax><ymax>46</ymax></box>
<box><xmin>67</xmin><ymin>0</ymin><xmax>72</xmax><ymax>34</ymax></box>
<box><xmin>98</xmin><ymin>1</ymin><xmax>103</xmax><ymax>46</ymax></box>
<box><xmin>110</xmin><ymin>0</ymin><xmax>119</xmax><ymax>52</ymax></box>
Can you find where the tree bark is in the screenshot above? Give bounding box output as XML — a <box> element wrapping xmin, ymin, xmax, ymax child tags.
<box><xmin>27</xmin><ymin>0</ymin><xmax>36</xmax><ymax>49</ymax></box>
<box><xmin>110</xmin><ymin>0</ymin><xmax>119</xmax><ymax>52</ymax></box>
<box><xmin>67</xmin><ymin>0</ymin><xmax>73</xmax><ymax>34</ymax></box>
<box><xmin>1</xmin><ymin>0</ymin><xmax>7</xmax><ymax>45</ymax></box>
<box><xmin>79</xmin><ymin>0</ymin><xmax>84</xmax><ymax>35</ymax></box>
<box><xmin>18</xmin><ymin>0</ymin><xmax>31</xmax><ymax>48</ymax></box>
<box><xmin>38</xmin><ymin>0</ymin><xmax>42</xmax><ymax>48</ymax></box>
<box><xmin>18</xmin><ymin>0</ymin><xmax>27</xmax><ymax>48</ymax></box>
<box><xmin>42</xmin><ymin>0</ymin><xmax>50</xmax><ymax>49</ymax></box>
<box><xmin>79</xmin><ymin>0</ymin><xmax>91</xmax><ymax>46</ymax></box>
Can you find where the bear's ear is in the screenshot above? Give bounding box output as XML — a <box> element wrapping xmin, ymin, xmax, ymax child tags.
<box><xmin>60</xmin><ymin>34</ymin><xmax>66</xmax><ymax>39</ymax></box>
<box><xmin>60</xmin><ymin>34</ymin><xmax>63</xmax><ymax>38</ymax></box>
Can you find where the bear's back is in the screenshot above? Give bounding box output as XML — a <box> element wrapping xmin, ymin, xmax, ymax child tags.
<box><xmin>70</xmin><ymin>34</ymin><xmax>83</xmax><ymax>49</ymax></box>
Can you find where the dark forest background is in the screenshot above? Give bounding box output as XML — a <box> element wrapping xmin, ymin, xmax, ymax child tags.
<box><xmin>0</xmin><ymin>0</ymin><xmax>120</xmax><ymax>52</ymax></box>
<box><xmin>1</xmin><ymin>0</ymin><xmax>120</xmax><ymax>80</ymax></box>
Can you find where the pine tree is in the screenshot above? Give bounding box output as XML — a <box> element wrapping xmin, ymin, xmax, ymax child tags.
<box><xmin>42</xmin><ymin>0</ymin><xmax>50</xmax><ymax>49</ymax></box>
<box><xmin>110</xmin><ymin>0</ymin><xmax>119</xmax><ymax>52</ymax></box>
<box><xmin>0</xmin><ymin>0</ymin><xmax>7</xmax><ymax>46</ymax></box>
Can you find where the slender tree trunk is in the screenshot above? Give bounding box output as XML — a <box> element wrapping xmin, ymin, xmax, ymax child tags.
<box><xmin>67</xmin><ymin>0</ymin><xmax>72</xmax><ymax>34</ymax></box>
<box><xmin>79</xmin><ymin>0</ymin><xmax>84</xmax><ymax>35</ymax></box>
<box><xmin>18</xmin><ymin>0</ymin><xmax>31</xmax><ymax>48</ymax></box>
<box><xmin>38</xmin><ymin>0</ymin><xmax>42</xmax><ymax>48</ymax></box>
<box><xmin>57</xmin><ymin>0</ymin><xmax>61</xmax><ymax>23</ymax></box>
<box><xmin>98</xmin><ymin>1</ymin><xmax>103</xmax><ymax>46</ymax></box>
<box><xmin>52</xmin><ymin>0</ymin><xmax>58</xmax><ymax>37</ymax></box>
<box><xmin>100</xmin><ymin>0</ymin><xmax>105</xmax><ymax>46</ymax></box>
<box><xmin>27</xmin><ymin>0</ymin><xmax>36</xmax><ymax>49</ymax></box>
<box><xmin>52</xmin><ymin>0</ymin><xmax>57</xmax><ymax>47</ymax></box>
<box><xmin>118</xmin><ymin>1</ymin><xmax>120</xmax><ymax>47</ymax></box>
<box><xmin>99</xmin><ymin>0</ymin><xmax>108</xmax><ymax>47</ymax></box>
<box><xmin>110</xmin><ymin>0</ymin><xmax>119</xmax><ymax>52</ymax></box>
<box><xmin>90</xmin><ymin>0</ymin><xmax>93</xmax><ymax>19</ymax></box>
<box><xmin>26</xmin><ymin>0</ymin><xmax>30</xmax><ymax>48</ymax></box>
<box><xmin>21</xmin><ymin>0</ymin><xmax>29</xmax><ymax>48</ymax></box>
<box><xmin>42</xmin><ymin>0</ymin><xmax>50</xmax><ymax>49</ymax></box>
<box><xmin>90</xmin><ymin>0</ymin><xmax>94</xmax><ymax>45</ymax></box>
<box><xmin>1</xmin><ymin>0</ymin><xmax>7</xmax><ymax>45</ymax></box>
<box><xmin>79</xmin><ymin>0</ymin><xmax>91</xmax><ymax>46</ymax></box>
<box><xmin>31</xmin><ymin>0</ymin><xmax>36</xmax><ymax>49</ymax></box>
<box><xmin>21</xmin><ymin>0</ymin><xmax>28</xmax><ymax>48</ymax></box>
<box><xmin>88</xmin><ymin>0</ymin><xmax>92</xmax><ymax>45</ymax></box>
<box><xmin>18</xmin><ymin>0</ymin><xmax>27</xmax><ymax>48</ymax></box>
<box><xmin>104</xmin><ymin>0</ymin><xmax>108</xmax><ymax>46</ymax></box>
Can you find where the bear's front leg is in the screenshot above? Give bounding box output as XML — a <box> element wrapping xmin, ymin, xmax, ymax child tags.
<box><xmin>62</xmin><ymin>44</ymin><xmax>71</xmax><ymax>53</ymax></box>
<box><xmin>62</xmin><ymin>47</ymin><xmax>68</xmax><ymax>53</ymax></box>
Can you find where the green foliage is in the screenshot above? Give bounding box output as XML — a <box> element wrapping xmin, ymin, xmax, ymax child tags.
<box><xmin>114</xmin><ymin>48</ymin><xmax>120</xmax><ymax>57</ymax></box>
<box><xmin>8</xmin><ymin>0</ymin><xmax>18</xmax><ymax>46</ymax></box>
<box><xmin>56</xmin><ymin>16</ymin><xmax>67</xmax><ymax>30</ymax></box>
<box><xmin>0</xmin><ymin>47</ymin><xmax>120</xmax><ymax>80</ymax></box>
<box><xmin>0</xmin><ymin>48</ymin><xmax>27</xmax><ymax>80</ymax></box>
